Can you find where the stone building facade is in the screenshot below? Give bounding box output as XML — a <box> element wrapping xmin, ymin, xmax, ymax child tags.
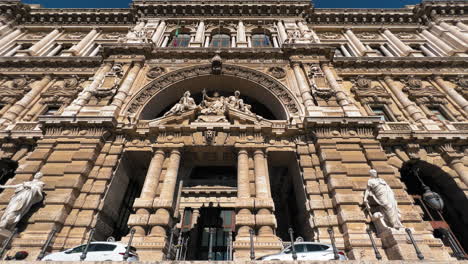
<box><xmin>0</xmin><ymin>0</ymin><xmax>466</xmax><ymax>261</ymax></box>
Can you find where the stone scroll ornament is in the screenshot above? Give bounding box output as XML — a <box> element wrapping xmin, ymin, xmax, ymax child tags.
<box><xmin>363</xmin><ymin>169</ymin><xmax>403</xmax><ymax>230</ymax></box>
<box><xmin>0</xmin><ymin>172</ymin><xmax>45</xmax><ymax>230</ymax></box>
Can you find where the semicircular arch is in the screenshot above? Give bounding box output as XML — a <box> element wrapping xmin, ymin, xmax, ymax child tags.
<box><xmin>125</xmin><ymin>64</ymin><xmax>302</xmax><ymax>120</ymax></box>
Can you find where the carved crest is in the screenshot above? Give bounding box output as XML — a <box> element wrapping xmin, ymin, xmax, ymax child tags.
<box><xmin>350</xmin><ymin>76</ymin><xmax>391</xmax><ymax>104</ymax></box>
<box><xmin>402</xmin><ymin>77</ymin><xmax>446</xmax><ymax>104</ymax></box>
<box><xmin>42</xmin><ymin>77</ymin><xmax>82</xmax><ymax>105</ymax></box>
<box><xmin>146</xmin><ymin>66</ymin><xmax>166</xmax><ymax>79</ymax></box>
<box><xmin>0</xmin><ymin>77</ymin><xmax>32</xmax><ymax>104</ymax></box>
<box><xmin>268</xmin><ymin>67</ymin><xmax>286</xmax><ymax>79</ymax></box>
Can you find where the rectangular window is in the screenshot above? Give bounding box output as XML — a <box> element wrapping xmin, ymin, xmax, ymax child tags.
<box><xmin>428</xmin><ymin>106</ymin><xmax>450</xmax><ymax>121</ymax></box>
<box><xmin>370</xmin><ymin>106</ymin><xmax>391</xmax><ymax>121</ymax></box>
<box><xmin>43</xmin><ymin>105</ymin><xmax>60</xmax><ymax>116</ymax></box>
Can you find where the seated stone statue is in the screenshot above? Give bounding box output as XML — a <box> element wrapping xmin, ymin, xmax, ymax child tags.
<box><xmin>163</xmin><ymin>91</ymin><xmax>197</xmax><ymax>117</ymax></box>
<box><xmin>200</xmin><ymin>89</ymin><xmax>226</xmax><ymax>116</ymax></box>
<box><xmin>226</xmin><ymin>90</ymin><xmax>253</xmax><ymax>114</ymax></box>
<box><xmin>0</xmin><ymin>172</ymin><xmax>45</xmax><ymax>230</ymax></box>
<box><xmin>363</xmin><ymin>169</ymin><xmax>403</xmax><ymax>230</ymax></box>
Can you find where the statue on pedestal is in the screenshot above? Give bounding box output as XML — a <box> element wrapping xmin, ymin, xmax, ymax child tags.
<box><xmin>363</xmin><ymin>169</ymin><xmax>403</xmax><ymax>231</ymax></box>
<box><xmin>0</xmin><ymin>172</ymin><xmax>45</xmax><ymax>230</ymax></box>
<box><xmin>200</xmin><ymin>89</ymin><xmax>226</xmax><ymax>116</ymax></box>
<box><xmin>163</xmin><ymin>91</ymin><xmax>197</xmax><ymax>117</ymax></box>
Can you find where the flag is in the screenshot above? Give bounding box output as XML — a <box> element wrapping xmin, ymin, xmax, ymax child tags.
<box><xmin>173</xmin><ymin>27</ymin><xmax>179</xmax><ymax>47</ymax></box>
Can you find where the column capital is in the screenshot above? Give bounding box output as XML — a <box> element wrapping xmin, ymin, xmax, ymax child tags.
<box><xmin>290</xmin><ymin>60</ymin><xmax>302</xmax><ymax>67</ymax></box>
<box><xmin>237</xmin><ymin>149</ymin><xmax>249</xmax><ymax>155</ymax></box>
<box><xmin>254</xmin><ymin>149</ymin><xmax>265</xmax><ymax>156</ymax></box>
<box><xmin>152</xmin><ymin>149</ymin><xmax>166</xmax><ymax>156</ymax></box>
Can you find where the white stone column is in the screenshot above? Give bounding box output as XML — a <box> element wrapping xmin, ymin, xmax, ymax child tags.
<box><xmin>340</xmin><ymin>44</ymin><xmax>352</xmax><ymax>57</ymax></box>
<box><xmin>379</xmin><ymin>44</ymin><xmax>394</xmax><ymax>57</ymax></box>
<box><xmin>46</xmin><ymin>44</ymin><xmax>62</xmax><ymax>56</ymax></box>
<box><xmin>419</xmin><ymin>44</ymin><xmax>436</xmax><ymax>57</ymax></box>
<box><xmin>292</xmin><ymin>62</ymin><xmax>315</xmax><ymax>110</ymax></box>
<box><xmin>161</xmin><ymin>36</ymin><xmax>169</xmax><ymax>47</ymax></box>
<box><xmin>231</xmin><ymin>35</ymin><xmax>236</xmax><ymax>48</ymax></box>
<box><xmin>191</xmin><ymin>20</ymin><xmax>205</xmax><ymax>47</ymax></box>
<box><xmin>343</xmin><ymin>28</ymin><xmax>367</xmax><ymax>56</ymax></box>
<box><xmin>383</xmin><ymin>76</ymin><xmax>426</xmax><ymax>122</ymax></box>
<box><xmin>0</xmin><ymin>75</ymin><xmax>52</xmax><ymax>124</ymax></box>
<box><xmin>276</xmin><ymin>21</ymin><xmax>288</xmax><ymax>44</ymax></box>
<box><xmin>434</xmin><ymin>76</ymin><xmax>468</xmax><ymax>113</ymax></box>
<box><xmin>204</xmin><ymin>36</ymin><xmax>210</xmax><ymax>47</ymax></box>
<box><xmin>151</xmin><ymin>20</ymin><xmax>166</xmax><ymax>46</ymax></box>
<box><xmin>237</xmin><ymin>20</ymin><xmax>247</xmax><ymax>47</ymax></box>
<box><xmin>0</xmin><ymin>29</ymin><xmax>22</xmax><ymax>50</ymax></box>
<box><xmin>237</xmin><ymin>149</ymin><xmax>250</xmax><ymax>199</ymax></box>
<box><xmin>111</xmin><ymin>62</ymin><xmax>143</xmax><ymax>108</ymax></box>
<box><xmin>456</xmin><ymin>21</ymin><xmax>468</xmax><ymax>31</ymax></box>
<box><xmin>381</xmin><ymin>28</ymin><xmax>413</xmax><ymax>56</ymax></box>
<box><xmin>321</xmin><ymin>64</ymin><xmax>350</xmax><ymax>106</ymax></box>
<box><xmin>65</xmin><ymin>62</ymin><xmax>112</xmax><ymax>110</ymax></box>
<box><xmin>159</xmin><ymin>149</ymin><xmax>182</xmax><ymax>201</ymax></box>
<box><xmin>254</xmin><ymin>150</ymin><xmax>269</xmax><ymax>200</ymax></box>
<box><xmin>65</xmin><ymin>28</ymin><xmax>99</xmax><ymax>56</ymax></box>
<box><xmin>4</xmin><ymin>44</ymin><xmax>21</xmax><ymax>56</ymax></box>
<box><xmin>272</xmin><ymin>35</ymin><xmax>279</xmax><ymax>48</ymax></box>
<box><xmin>22</xmin><ymin>28</ymin><xmax>61</xmax><ymax>56</ymax></box>
<box><xmin>141</xmin><ymin>150</ymin><xmax>166</xmax><ymax>199</ymax></box>
<box><xmin>420</xmin><ymin>29</ymin><xmax>455</xmax><ymax>56</ymax></box>
<box><xmin>439</xmin><ymin>21</ymin><xmax>468</xmax><ymax>44</ymax></box>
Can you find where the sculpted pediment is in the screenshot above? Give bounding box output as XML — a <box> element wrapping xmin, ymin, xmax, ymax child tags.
<box><xmin>148</xmin><ymin>90</ymin><xmax>272</xmax><ymax>127</ymax></box>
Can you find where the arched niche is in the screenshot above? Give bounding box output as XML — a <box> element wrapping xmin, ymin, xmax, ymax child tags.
<box><xmin>125</xmin><ymin>64</ymin><xmax>301</xmax><ymax>121</ymax></box>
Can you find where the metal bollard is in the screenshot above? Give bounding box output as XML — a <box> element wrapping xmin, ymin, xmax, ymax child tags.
<box><xmin>405</xmin><ymin>228</ymin><xmax>424</xmax><ymax>260</ymax></box>
<box><xmin>327</xmin><ymin>227</ymin><xmax>339</xmax><ymax>260</ymax></box>
<box><xmin>249</xmin><ymin>228</ymin><xmax>255</xmax><ymax>260</ymax></box>
<box><xmin>208</xmin><ymin>228</ymin><xmax>215</xmax><ymax>261</ymax></box>
<box><xmin>288</xmin><ymin>228</ymin><xmax>297</xmax><ymax>260</ymax></box>
<box><xmin>123</xmin><ymin>228</ymin><xmax>136</xmax><ymax>261</ymax></box>
<box><xmin>366</xmin><ymin>228</ymin><xmax>382</xmax><ymax>260</ymax></box>
<box><xmin>0</xmin><ymin>228</ymin><xmax>17</xmax><ymax>260</ymax></box>
<box><xmin>80</xmin><ymin>228</ymin><xmax>95</xmax><ymax>261</ymax></box>
<box><xmin>165</xmin><ymin>228</ymin><xmax>175</xmax><ymax>260</ymax></box>
<box><xmin>37</xmin><ymin>226</ymin><xmax>58</xmax><ymax>260</ymax></box>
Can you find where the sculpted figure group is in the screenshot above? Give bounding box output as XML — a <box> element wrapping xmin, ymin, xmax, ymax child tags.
<box><xmin>164</xmin><ymin>89</ymin><xmax>254</xmax><ymax>117</ymax></box>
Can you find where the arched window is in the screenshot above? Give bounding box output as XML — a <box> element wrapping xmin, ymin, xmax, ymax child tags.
<box><xmin>252</xmin><ymin>34</ymin><xmax>271</xmax><ymax>47</ymax></box>
<box><xmin>171</xmin><ymin>33</ymin><xmax>191</xmax><ymax>47</ymax></box>
<box><xmin>211</xmin><ymin>34</ymin><xmax>230</xmax><ymax>48</ymax></box>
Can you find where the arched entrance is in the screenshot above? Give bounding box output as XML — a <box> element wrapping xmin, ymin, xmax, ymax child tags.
<box><xmin>125</xmin><ymin>64</ymin><xmax>302</xmax><ymax>121</ymax></box>
<box><xmin>400</xmin><ymin>160</ymin><xmax>468</xmax><ymax>259</ymax></box>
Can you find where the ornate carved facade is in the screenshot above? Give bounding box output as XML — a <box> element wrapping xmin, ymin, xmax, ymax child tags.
<box><xmin>0</xmin><ymin>0</ymin><xmax>467</xmax><ymax>261</ymax></box>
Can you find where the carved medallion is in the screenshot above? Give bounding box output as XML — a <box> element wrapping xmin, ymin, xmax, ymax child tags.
<box><xmin>146</xmin><ymin>67</ymin><xmax>166</xmax><ymax>79</ymax></box>
<box><xmin>318</xmin><ymin>32</ymin><xmax>342</xmax><ymax>40</ymax></box>
<box><xmin>268</xmin><ymin>67</ymin><xmax>286</xmax><ymax>79</ymax></box>
<box><xmin>356</xmin><ymin>32</ymin><xmax>379</xmax><ymax>39</ymax></box>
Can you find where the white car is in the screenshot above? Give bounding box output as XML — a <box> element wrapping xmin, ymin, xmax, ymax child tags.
<box><xmin>41</xmin><ymin>242</ymin><xmax>139</xmax><ymax>262</ymax></box>
<box><xmin>258</xmin><ymin>242</ymin><xmax>347</xmax><ymax>261</ymax></box>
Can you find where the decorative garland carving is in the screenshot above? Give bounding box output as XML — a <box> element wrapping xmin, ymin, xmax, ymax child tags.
<box><xmin>41</xmin><ymin>77</ymin><xmax>83</xmax><ymax>105</ymax></box>
<box><xmin>127</xmin><ymin>64</ymin><xmax>300</xmax><ymax>116</ymax></box>
<box><xmin>0</xmin><ymin>77</ymin><xmax>31</xmax><ymax>104</ymax></box>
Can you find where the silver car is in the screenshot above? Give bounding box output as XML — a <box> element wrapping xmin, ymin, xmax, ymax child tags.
<box><xmin>258</xmin><ymin>242</ymin><xmax>347</xmax><ymax>261</ymax></box>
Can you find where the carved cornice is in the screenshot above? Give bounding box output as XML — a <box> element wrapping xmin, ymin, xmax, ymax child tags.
<box><xmin>0</xmin><ymin>57</ymin><xmax>101</xmax><ymax>75</ymax></box>
<box><xmin>21</xmin><ymin>8</ymin><xmax>135</xmax><ymax>25</ymax></box>
<box><xmin>333</xmin><ymin>57</ymin><xmax>468</xmax><ymax>76</ymax></box>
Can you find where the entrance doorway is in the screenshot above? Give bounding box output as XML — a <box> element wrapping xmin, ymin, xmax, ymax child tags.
<box><xmin>183</xmin><ymin>207</ymin><xmax>235</xmax><ymax>260</ymax></box>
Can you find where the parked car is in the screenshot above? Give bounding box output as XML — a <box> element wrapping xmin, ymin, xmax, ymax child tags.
<box><xmin>257</xmin><ymin>242</ymin><xmax>347</xmax><ymax>261</ymax></box>
<box><xmin>41</xmin><ymin>242</ymin><xmax>139</xmax><ymax>262</ymax></box>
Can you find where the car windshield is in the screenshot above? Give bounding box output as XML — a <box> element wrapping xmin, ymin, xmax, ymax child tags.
<box><xmin>283</xmin><ymin>244</ymin><xmax>328</xmax><ymax>253</ymax></box>
<box><xmin>88</xmin><ymin>244</ymin><xmax>117</xmax><ymax>252</ymax></box>
<box><xmin>68</xmin><ymin>245</ymin><xmax>86</xmax><ymax>254</ymax></box>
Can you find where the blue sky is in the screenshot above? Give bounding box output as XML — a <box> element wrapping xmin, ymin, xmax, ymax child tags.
<box><xmin>23</xmin><ymin>0</ymin><xmax>422</xmax><ymax>9</ymax></box>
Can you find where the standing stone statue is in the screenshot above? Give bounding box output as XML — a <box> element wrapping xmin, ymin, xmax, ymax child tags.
<box><xmin>163</xmin><ymin>91</ymin><xmax>197</xmax><ymax>117</ymax></box>
<box><xmin>363</xmin><ymin>169</ymin><xmax>403</xmax><ymax>230</ymax></box>
<box><xmin>0</xmin><ymin>172</ymin><xmax>45</xmax><ymax>230</ymax></box>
